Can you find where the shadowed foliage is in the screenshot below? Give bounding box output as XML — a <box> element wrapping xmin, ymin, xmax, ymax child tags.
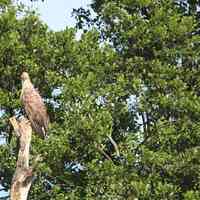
<box><xmin>1</xmin><ymin>0</ymin><xmax>200</xmax><ymax>199</ymax></box>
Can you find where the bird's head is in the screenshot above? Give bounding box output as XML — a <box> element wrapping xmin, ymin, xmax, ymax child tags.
<box><xmin>21</xmin><ymin>72</ymin><xmax>30</xmax><ymax>82</ymax></box>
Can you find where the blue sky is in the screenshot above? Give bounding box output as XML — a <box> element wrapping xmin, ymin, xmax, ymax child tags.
<box><xmin>20</xmin><ymin>0</ymin><xmax>91</xmax><ymax>30</ymax></box>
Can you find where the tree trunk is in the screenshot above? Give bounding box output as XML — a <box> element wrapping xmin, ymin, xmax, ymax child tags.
<box><xmin>9</xmin><ymin>117</ymin><xmax>33</xmax><ymax>200</ymax></box>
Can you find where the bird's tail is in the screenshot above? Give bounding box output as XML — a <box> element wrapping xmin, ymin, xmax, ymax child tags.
<box><xmin>42</xmin><ymin>127</ymin><xmax>48</xmax><ymax>140</ymax></box>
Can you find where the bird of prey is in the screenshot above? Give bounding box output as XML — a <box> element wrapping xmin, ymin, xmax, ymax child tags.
<box><xmin>20</xmin><ymin>72</ymin><xmax>49</xmax><ymax>139</ymax></box>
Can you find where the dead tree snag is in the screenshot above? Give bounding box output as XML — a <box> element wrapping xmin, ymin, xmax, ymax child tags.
<box><xmin>9</xmin><ymin>116</ymin><xmax>33</xmax><ymax>200</ymax></box>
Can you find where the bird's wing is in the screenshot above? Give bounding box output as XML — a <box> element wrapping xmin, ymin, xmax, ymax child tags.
<box><xmin>22</xmin><ymin>87</ymin><xmax>49</xmax><ymax>137</ymax></box>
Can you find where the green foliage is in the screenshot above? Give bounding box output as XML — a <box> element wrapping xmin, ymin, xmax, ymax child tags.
<box><xmin>0</xmin><ymin>0</ymin><xmax>200</xmax><ymax>199</ymax></box>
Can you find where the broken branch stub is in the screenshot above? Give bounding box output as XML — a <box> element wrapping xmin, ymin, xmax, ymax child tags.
<box><xmin>9</xmin><ymin>116</ymin><xmax>33</xmax><ymax>200</ymax></box>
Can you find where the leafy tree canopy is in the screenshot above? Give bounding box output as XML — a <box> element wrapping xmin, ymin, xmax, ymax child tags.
<box><xmin>1</xmin><ymin>0</ymin><xmax>200</xmax><ymax>199</ymax></box>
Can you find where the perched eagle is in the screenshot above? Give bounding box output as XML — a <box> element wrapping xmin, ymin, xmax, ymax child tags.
<box><xmin>20</xmin><ymin>72</ymin><xmax>49</xmax><ymax>139</ymax></box>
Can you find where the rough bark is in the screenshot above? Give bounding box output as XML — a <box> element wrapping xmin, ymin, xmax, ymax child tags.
<box><xmin>9</xmin><ymin>116</ymin><xmax>33</xmax><ymax>200</ymax></box>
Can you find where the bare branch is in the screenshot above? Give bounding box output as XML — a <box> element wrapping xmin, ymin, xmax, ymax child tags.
<box><xmin>108</xmin><ymin>135</ymin><xmax>120</xmax><ymax>157</ymax></box>
<box><xmin>96</xmin><ymin>144</ymin><xmax>113</xmax><ymax>161</ymax></box>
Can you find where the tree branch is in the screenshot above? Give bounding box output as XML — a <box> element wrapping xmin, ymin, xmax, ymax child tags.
<box><xmin>107</xmin><ymin>135</ymin><xmax>120</xmax><ymax>157</ymax></box>
<box><xmin>96</xmin><ymin>144</ymin><xmax>113</xmax><ymax>161</ymax></box>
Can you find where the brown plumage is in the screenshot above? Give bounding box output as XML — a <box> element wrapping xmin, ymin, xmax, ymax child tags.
<box><xmin>20</xmin><ymin>72</ymin><xmax>49</xmax><ymax>139</ymax></box>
